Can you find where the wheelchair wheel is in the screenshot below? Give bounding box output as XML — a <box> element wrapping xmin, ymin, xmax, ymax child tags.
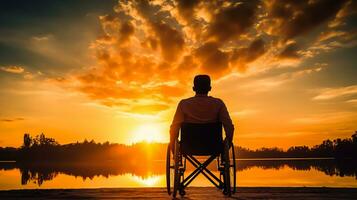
<box><xmin>166</xmin><ymin>144</ymin><xmax>174</xmax><ymax>195</ymax></box>
<box><xmin>230</xmin><ymin>145</ymin><xmax>237</xmax><ymax>194</ymax></box>
<box><xmin>172</xmin><ymin>139</ymin><xmax>180</xmax><ymax>198</ymax></box>
<box><xmin>223</xmin><ymin>142</ymin><xmax>231</xmax><ymax>196</ymax></box>
<box><xmin>222</xmin><ymin>141</ymin><xmax>237</xmax><ymax>196</ymax></box>
<box><xmin>223</xmin><ymin>143</ymin><xmax>236</xmax><ymax>195</ymax></box>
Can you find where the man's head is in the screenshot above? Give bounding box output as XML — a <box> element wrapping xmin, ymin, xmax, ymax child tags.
<box><xmin>193</xmin><ymin>75</ymin><xmax>211</xmax><ymax>94</ymax></box>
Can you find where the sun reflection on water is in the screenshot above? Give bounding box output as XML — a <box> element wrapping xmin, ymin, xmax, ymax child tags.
<box><xmin>131</xmin><ymin>174</ymin><xmax>162</xmax><ymax>187</ymax></box>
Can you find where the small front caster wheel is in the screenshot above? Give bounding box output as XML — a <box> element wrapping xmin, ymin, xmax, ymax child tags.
<box><xmin>179</xmin><ymin>189</ymin><xmax>186</xmax><ymax>196</ymax></box>
<box><xmin>223</xmin><ymin>189</ymin><xmax>228</xmax><ymax>195</ymax></box>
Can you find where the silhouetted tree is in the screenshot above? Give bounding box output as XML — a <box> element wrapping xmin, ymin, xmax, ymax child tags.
<box><xmin>23</xmin><ymin>133</ymin><xmax>32</xmax><ymax>148</ymax></box>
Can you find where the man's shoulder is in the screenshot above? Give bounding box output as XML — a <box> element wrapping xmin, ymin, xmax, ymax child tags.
<box><xmin>179</xmin><ymin>97</ymin><xmax>194</xmax><ymax>104</ymax></box>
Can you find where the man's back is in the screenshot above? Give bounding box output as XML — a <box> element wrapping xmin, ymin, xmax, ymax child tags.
<box><xmin>179</xmin><ymin>95</ymin><xmax>228</xmax><ymax>123</ymax></box>
<box><xmin>170</xmin><ymin>94</ymin><xmax>234</xmax><ymax>142</ymax></box>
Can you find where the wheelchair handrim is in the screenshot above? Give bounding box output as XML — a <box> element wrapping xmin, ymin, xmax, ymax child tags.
<box><xmin>166</xmin><ymin>144</ymin><xmax>172</xmax><ymax>195</ymax></box>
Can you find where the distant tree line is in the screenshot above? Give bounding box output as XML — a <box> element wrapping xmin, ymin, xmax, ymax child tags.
<box><xmin>0</xmin><ymin>131</ymin><xmax>356</xmax><ymax>161</ymax></box>
<box><xmin>0</xmin><ymin>147</ymin><xmax>17</xmax><ymax>161</ymax></box>
<box><xmin>15</xmin><ymin>133</ymin><xmax>166</xmax><ymax>162</ymax></box>
<box><xmin>236</xmin><ymin>132</ymin><xmax>357</xmax><ymax>159</ymax></box>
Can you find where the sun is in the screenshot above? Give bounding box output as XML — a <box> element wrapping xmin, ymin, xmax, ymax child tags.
<box><xmin>130</xmin><ymin>123</ymin><xmax>166</xmax><ymax>144</ymax></box>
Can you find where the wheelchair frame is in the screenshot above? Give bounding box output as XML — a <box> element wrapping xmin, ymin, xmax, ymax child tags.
<box><xmin>166</xmin><ymin>131</ymin><xmax>236</xmax><ymax>198</ymax></box>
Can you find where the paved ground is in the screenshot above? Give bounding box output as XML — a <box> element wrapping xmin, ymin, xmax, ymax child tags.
<box><xmin>0</xmin><ymin>187</ymin><xmax>357</xmax><ymax>199</ymax></box>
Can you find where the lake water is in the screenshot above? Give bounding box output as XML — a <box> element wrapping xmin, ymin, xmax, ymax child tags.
<box><xmin>1</xmin><ymin>159</ymin><xmax>357</xmax><ymax>190</ymax></box>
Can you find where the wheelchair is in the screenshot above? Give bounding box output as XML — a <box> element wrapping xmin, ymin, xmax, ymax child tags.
<box><xmin>166</xmin><ymin>122</ymin><xmax>236</xmax><ymax>197</ymax></box>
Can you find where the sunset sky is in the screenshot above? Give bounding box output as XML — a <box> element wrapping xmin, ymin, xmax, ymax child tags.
<box><xmin>0</xmin><ymin>0</ymin><xmax>356</xmax><ymax>149</ymax></box>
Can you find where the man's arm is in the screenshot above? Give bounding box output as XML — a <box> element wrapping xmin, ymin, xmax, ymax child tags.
<box><xmin>218</xmin><ymin>101</ymin><xmax>234</xmax><ymax>144</ymax></box>
<box><xmin>170</xmin><ymin>101</ymin><xmax>184</xmax><ymax>144</ymax></box>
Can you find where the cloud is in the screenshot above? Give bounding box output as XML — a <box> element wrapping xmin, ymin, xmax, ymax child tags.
<box><xmin>206</xmin><ymin>1</ymin><xmax>259</xmax><ymax>43</ymax></box>
<box><xmin>0</xmin><ymin>66</ymin><xmax>25</xmax><ymax>74</ymax></box>
<box><xmin>118</xmin><ymin>21</ymin><xmax>135</xmax><ymax>45</ymax></box>
<box><xmin>308</xmin><ymin>29</ymin><xmax>357</xmax><ymax>56</ymax></box>
<box><xmin>230</xmin><ymin>38</ymin><xmax>266</xmax><ymax>72</ymax></box>
<box><xmin>195</xmin><ymin>42</ymin><xmax>230</xmax><ymax>76</ymax></box>
<box><xmin>175</xmin><ymin>0</ymin><xmax>200</xmax><ymax>23</ymax></box>
<box><xmin>32</xmin><ymin>36</ymin><xmax>50</xmax><ymax>41</ymax></box>
<box><xmin>328</xmin><ymin>0</ymin><xmax>357</xmax><ymax>28</ymax></box>
<box><xmin>151</xmin><ymin>21</ymin><xmax>185</xmax><ymax>62</ymax></box>
<box><xmin>278</xmin><ymin>43</ymin><xmax>300</xmax><ymax>59</ymax></box>
<box><xmin>99</xmin><ymin>14</ymin><xmax>135</xmax><ymax>46</ymax></box>
<box><xmin>0</xmin><ymin>117</ymin><xmax>25</xmax><ymax>122</ymax></box>
<box><xmin>317</xmin><ymin>31</ymin><xmax>348</xmax><ymax>42</ymax></box>
<box><xmin>313</xmin><ymin>85</ymin><xmax>357</xmax><ymax>100</ymax></box>
<box><xmin>56</xmin><ymin>0</ymin><xmax>354</xmax><ymax>113</ymax></box>
<box><xmin>291</xmin><ymin>111</ymin><xmax>356</xmax><ymax>124</ymax></box>
<box><xmin>264</xmin><ymin>0</ymin><xmax>348</xmax><ymax>39</ymax></box>
<box><xmin>0</xmin><ymin>65</ymin><xmax>43</xmax><ymax>80</ymax></box>
<box><xmin>346</xmin><ymin>99</ymin><xmax>357</xmax><ymax>106</ymax></box>
<box><xmin>241</xmin><ymin>64</ymin><xmax>325</xmax><ymax>92</ymax></box>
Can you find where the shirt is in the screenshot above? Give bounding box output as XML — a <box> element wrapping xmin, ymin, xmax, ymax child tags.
<box><xmin>170</xmin><ymin>94</ymin><xmax>234</xmax><ymax>139</ymax></box>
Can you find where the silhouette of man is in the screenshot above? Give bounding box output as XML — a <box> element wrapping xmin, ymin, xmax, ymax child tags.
<box><xmin>170</xmin><ymin>74</ymin><xmax>234</xmax><ymax>146</ymax></box>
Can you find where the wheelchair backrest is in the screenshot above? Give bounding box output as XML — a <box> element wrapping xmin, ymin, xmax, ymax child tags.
<box><xmin>180</xmin><ymin>122</ymin><xmax>223</xmax><ymax>156</ymax></box>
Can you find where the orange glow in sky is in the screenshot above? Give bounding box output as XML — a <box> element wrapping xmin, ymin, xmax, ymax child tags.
<box><xmin>0</xmin><ymin>0</ymin><xmax>356</xmax><ymax>149</ymax></box>
<box><xmin>130</xmin><ymin>123</ymin><xmax>167</xmax><ymax>144</ymax></box>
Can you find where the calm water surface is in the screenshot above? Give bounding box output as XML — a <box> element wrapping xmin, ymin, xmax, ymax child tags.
<box><xmin>1</xmin><ymin>159</ymin><xmax>356</xmax><ymax>189</ymax></box>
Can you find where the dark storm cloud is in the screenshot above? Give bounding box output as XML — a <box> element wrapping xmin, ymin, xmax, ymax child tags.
<box><xmin>151</xmin><ymin>22</ymin><xmax>185</xmax><ymax>61</ymax></box>
<box><xmin>115</xmin><ymin>0</ymin><xmax>185</xmax><ymax>62</ymax></box>
<box><xmin>207</xmin><ymin>1</ymin><xmax>259</xmax><ymax>43</ymax></box>
<box><xmin>118</xmin><ymin>21</ymin><xmax>135</xmax><ymax>43</ymax></box>
<box><xmin>195</xmin><ymin>42</ymin><xmax>230</xmax><ymax>75</ymax></box>
<box><xmin>230</xmin><ymin>39</ymin><xmax>266</xmax><ymax>72</ymax></box>
<box><xmin>239</xmin><ymin>39</ymin><xmax>266</xmax><ymax>63</ymax></box>
<box><xmin>99</xmin><ymin>14</ymin><xmax>135</xmax><ymax>45</ymax></box>
<box><xmin>176</xmin><ymin>0</ymin><xmax>200</xmax><ymax>22</ymax></box>
<box><xmin>266</xmin><ymin>0</ymin><xmax>349</xmax><ymax>39</ymax></box>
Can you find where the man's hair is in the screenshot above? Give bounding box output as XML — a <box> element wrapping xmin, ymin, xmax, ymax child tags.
<box><xmin>193</xmin><ymin>75</ymin><xmax>211</xmax><ymax>94</ymax></box>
